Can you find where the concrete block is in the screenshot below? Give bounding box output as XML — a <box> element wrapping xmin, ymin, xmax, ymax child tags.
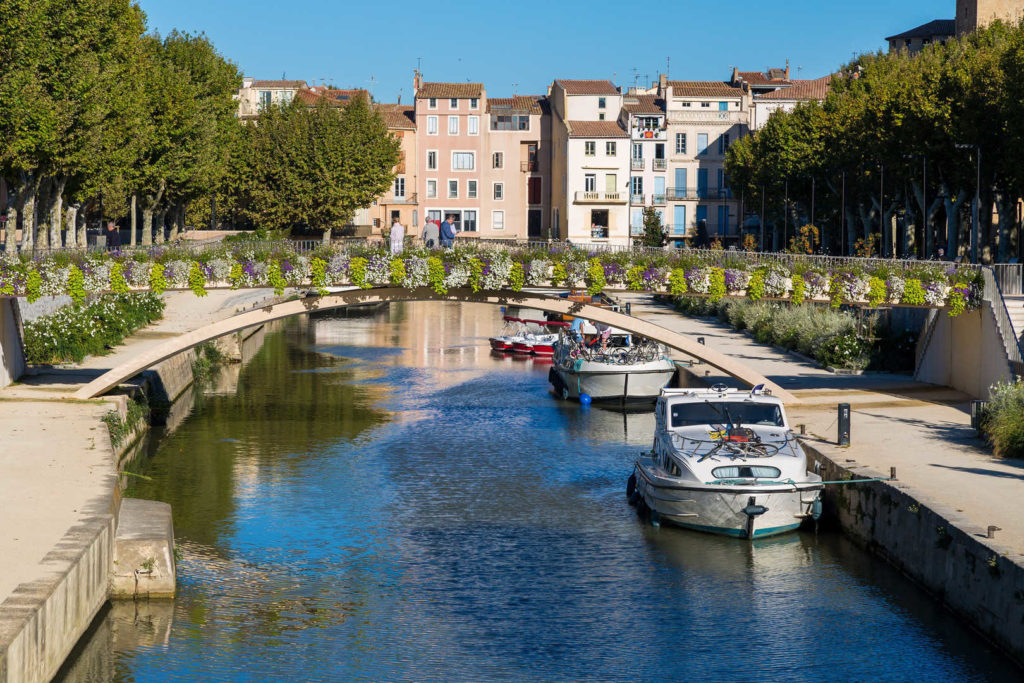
<box><xmin>0</xmin><ymin>298</ymin><xmax>25</xmax><ymax>389</ymax></box>
<box><xmin>110</xmin><ymin>499</ymin><xmax>175</xmax><ymax>599</ymax></box>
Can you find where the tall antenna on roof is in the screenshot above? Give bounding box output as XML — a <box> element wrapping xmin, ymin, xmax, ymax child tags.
<box><xmin>666</xmin><ymin>56</ymin><xmax>670</xmax><ymax>79</ymax></box>
<box><xmin>512</xmin><ymin>82</ymin><xmax>518</xmax><ymax>96</ymax></box>
<box><xmin>632</xmin><ymin>67</ymin><xmax>638</xmax><ymax>90</ymax></box>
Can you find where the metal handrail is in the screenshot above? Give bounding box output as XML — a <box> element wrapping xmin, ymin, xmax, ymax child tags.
<box><xmin>982</xmin><ymin>266</ymin><xmax>1024</xmax><ymax>378</ymax></box>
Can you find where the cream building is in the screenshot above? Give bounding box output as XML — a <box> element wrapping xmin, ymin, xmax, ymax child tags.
<box><xmin>658</xmin><ymin>77</ymin><xmax>749</xmax><ymax>245</ymax></box>
<box><xmin>549</xmin><ymin>80</ymin><xmax>630</xmax><ymax>244</ymax></box>
<box><xmin>482</xmin><ymin>96</ymin><xmax>551</xmax><ymax>239</ymax></box>
<box><xmin>235</xmin><ymin>78</ymin><xmax>307</xmax><ymax>120</ymax></box>
<box><xmin>371</xmin><ymin>104</ymin><xmax>419</xmax><ymax>237</ymax></box>
<box><xmin>750</xmin><ymin>76</ymin><xmax>832</xmax><ymax>130</ymax></box>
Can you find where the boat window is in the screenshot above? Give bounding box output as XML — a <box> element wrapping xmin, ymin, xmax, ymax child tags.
<box><xmin>670</xmin><ymin>402</ymin><xmax>784</xmax><ymax>428</ymax></box>
<box><xmin>711</xmin><ymin>466</ymin><xmax>781</xmax><ymax>479</ymax></box>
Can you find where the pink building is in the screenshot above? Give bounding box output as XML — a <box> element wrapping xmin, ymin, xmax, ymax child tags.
<box><xmin>414</xmin><ymin>76</ymin><xmax>487</xmax><ymax>237</ymax></box>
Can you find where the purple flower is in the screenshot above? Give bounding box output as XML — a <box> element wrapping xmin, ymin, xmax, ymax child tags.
<box><xmin>280</xmin><ymin>259</ymin><xmax>294</xmax><ymax>274</ymax></box>
<box><xmin>724</xmin><ymin>270</ymin><xmax>739</xmax><ymax>290</ymax></box>
<box><xmin>242</xmin><ymin>261</ymin><xmax>257</xmax><ymax>278</ymax></box>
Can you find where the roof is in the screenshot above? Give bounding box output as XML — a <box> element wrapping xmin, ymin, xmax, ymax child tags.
<box><xmin>555</xmin><ymin>79</ymin><xmax>619</xmax><ymax>96</ymax></box>
<box><xmin>885</xmin><ymin>19</ymin><xmax>955</xmax><ymax>41</ymax></box>
<box><xmin>567</xmin><ymin>120</ymin><xmax>628</xmax><ymax>138</ymax></box>
<box><xmin>668</xmin><ymin>81</ymin><xmax>744</xmax><ymax>98</ymax></box>
<box><xmin>416</xmin><ymin>82</ymin><xmax>484</xmax><ymax>99</ymax></box>
<box><xmin>622</xmin><ymin>94</ymin><xmax>665</xmax><ymax>114</ymax></box>
<box><xmin>375</xmin><ymin>103</ymin><xmax>416</xmax><ymax>129</ymax></box>
<box><xmin>756</xmin><ymin>76</ymin><xmax>832</xmax><ymax>101</ymax></box>
<box><xmin>250</xmin><ymin>79</ymin><xmax>307</xmax><ymax>89</ymax></box>
<box><xmin>294</xmin><ymin>88</ymin><xmax>369</xmax><ymax>107</ymax></box>
<box><xmin>737</xmin><ymin>70</ymin><xmax>790</xmax><ymax>86</ymax></box>
<box><xmin>487</xmin><ymin>95</ymin><xmax>544</xmax><ymax>115</ymax></box>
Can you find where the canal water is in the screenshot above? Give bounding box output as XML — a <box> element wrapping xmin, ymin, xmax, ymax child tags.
<box><xmin>59</xmin><ymin>302</ymin><xmax>1019</xmax><ymax>682</ymax></box>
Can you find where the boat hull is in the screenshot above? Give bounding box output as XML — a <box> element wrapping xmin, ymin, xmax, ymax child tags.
<box><xmin>512</xmin><ymin>341</ymin><xmax>534</xmax><ymax>355</ymax></box>
<box><xmin>532</xmin><ymin>343</ymin><xmax>555</xmax><ymax>357</ymax></box>
<box><xmin>552</xmin><ymin>360</ymin><xmax>675</xmax><ymax>401</ymax></box>
<box><xmin>634</xmin><ymin>465</ymin><xmax>821</xmax><ymax>539</ymax></box>
<box><xmin>489</xmin><ymin>337</ymin><xmax>511</xmax><ymax>352</ymax></box>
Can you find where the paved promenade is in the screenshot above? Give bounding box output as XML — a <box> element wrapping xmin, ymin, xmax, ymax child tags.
<box><xmin>0</xmin><ymin>289</ymin><xmax>276</xmax><ymax>611</ymax></box>
<box><xmin>621</xmin><ymin>293</ymin><xmax>1024</xmax><ymax>558</ymax></box>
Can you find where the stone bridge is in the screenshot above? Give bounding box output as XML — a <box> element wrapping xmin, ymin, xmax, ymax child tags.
<box><xmin>66</xmin><ymin>287</ymin><xmax>800</xmax><ymax>404</ymax></box>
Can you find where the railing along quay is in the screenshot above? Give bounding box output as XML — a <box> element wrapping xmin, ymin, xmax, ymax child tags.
<box><xmin>982</xmin><ymin>266</ymin><xmax>1024</xmax><ymax>378</ymax></box>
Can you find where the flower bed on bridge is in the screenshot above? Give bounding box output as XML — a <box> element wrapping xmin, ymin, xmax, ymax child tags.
<box><xmin>0</xmin><ymin>242</ymin><xmax>983</xmax><ymax>316</ymax></box>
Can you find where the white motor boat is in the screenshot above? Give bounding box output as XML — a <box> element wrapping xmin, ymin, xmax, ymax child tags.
<box><xmin>628</xmin><ymin>385</ymin><xmax>823</xmax><ymax>539</ymax></box>
<box><xmin>549</xmin><ymin>326</ymin><xmax>676</xmax><ymax>403</ymax></box>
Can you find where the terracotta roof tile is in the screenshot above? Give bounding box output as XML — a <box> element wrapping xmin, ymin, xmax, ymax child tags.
<box><xmin>416</xmin><ymin>82</ymin><xmax>484</xmax><ymax>99</ymax></box>
<box><xmin>668</xmin><ymin>81</ymin><xmax>744</xmax><ymax>98</ymax></box>
<box><xmin>294</xmin><ymin>88</ymin><xmax>369</xmax><ymax>107</ymax></box>
<box><xmin>556</xmin><ymin>79</ymin><xmax>619</xmax><ymax>95</ymax></box>
<box><xmin>622</xmin><ymin>94</ymin><xmax>665</xmax><ymax>114</ymax></box>
<box><xmin>375</xmin><ymin>103</ymin><xmax>416</xmax><ymax>129</ymax></box>
<box><xmin>567</xmin><ymin>120</ymin><xmax>628</xmax><ymax>138</ymax></box>
<box><xmin>486</xmin><ymin>95</ymin><xmax>544</xmax><ymax>115</ymax></box>
<box><xmin>756</xmin><ymin>76</ymin><xmax>832</xmax><ymax>101</ymax></box>
<box><xmin>251</xmin><ymin>79</ymin><xmax>307</xmax><ymax>89</ymax></box>
<box><xmin>737</xmin><ymin>71</ymin><xmax>790</xmax><ymax>86</ymax></box>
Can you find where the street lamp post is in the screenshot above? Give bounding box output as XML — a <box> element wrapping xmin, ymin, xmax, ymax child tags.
<box><xmin>956</xmin><ymin>143</ymin><xmax>981</xmax><ymax>263</ymax></box>
<box><xmin>841</xmin><ymin>170</ymin><xmax>846</xmax><ymax>256</ymax></box>
<box><xmin>760</xmin><ymin>184</ymin><xmax>766</xmax><ymax>252</ymax></box>
<box><xmin>784</xmin><ymin>179</ymin><xmax>789</xmax><ymax>252</ymax></box>
<box><xmin>903</xmin><ymin>153</ymin><xmax>929</xmax><ymax>259</ymax></box>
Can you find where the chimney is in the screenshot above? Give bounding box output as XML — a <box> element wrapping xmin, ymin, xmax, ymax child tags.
<box><xmin>658</xmin><ymin>72</ymin><xmax>667</xmax><ymax>94</ymax></box>
<box><xmin>413</xmin><ymin>69</ymin><xmax>422</xmax><ymax>93</ymax></box>
<box><xmin>732</xmin><ymin>67</ymin><xmax>739</xmax><ymax>85</ymax></box>
<box><xmin>785</xmin><ymin>60</ymin><xmax>790</xmax><ymax>80</ymax></box>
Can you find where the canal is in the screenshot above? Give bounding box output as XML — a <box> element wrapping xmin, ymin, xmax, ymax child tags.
<box><xmin>59</xmin><ymin>302</ymin><xmax>1019</xmax><ymax>682</ymax></box>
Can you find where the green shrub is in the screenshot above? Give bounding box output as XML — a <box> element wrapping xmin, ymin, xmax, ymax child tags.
<box><xmin>981</xmin><ymin>382</ymin><xmax>1024</xmax><ymax>458</ymax></box>
<box><xmin>23</xmin><ymin>293</ymin><xmax>165</xmax><ymax>364</ymax></box>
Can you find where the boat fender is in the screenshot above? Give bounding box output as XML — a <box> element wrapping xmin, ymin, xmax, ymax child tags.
<box><xmin>626</xmin><ymin>473</ymin><xmax>637</xmax><ymax>503</ymax></box>
<box><xmin>580</xmin><ymin>393</ymin><xmax>592</xmax><ymax>405</ymax></box>
<box><xmin>811</xmin><ymin>495</ymin><xmax>823</xmax><ymax>521</ymax></box>
<box><xmin>573</xmin><ymin>358</ymin><xmax>585</xmax><ymax>372</ymax></box>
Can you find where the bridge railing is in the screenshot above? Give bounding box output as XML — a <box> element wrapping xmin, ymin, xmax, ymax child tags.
<box><xmin>982</xmin><ymin>267</ymin><xmax>1024</xmax><ymax>378</ymax></box>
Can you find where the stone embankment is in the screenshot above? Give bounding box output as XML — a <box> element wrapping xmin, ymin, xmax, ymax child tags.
<box><xmin>620</xmin><ymin>293</ymin><xmax>1024</xmax><ymax>667</ymax></box>
<box><xmin>0</xmin><ymin>289</ymin><xmax>283</xmax><ymax>683</ymax></box>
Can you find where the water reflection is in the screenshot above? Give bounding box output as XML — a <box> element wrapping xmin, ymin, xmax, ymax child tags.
<box><xmin>58</xmin><ymin>302</ymin><xmax>1020</xmax><ymax>682</ymax></box>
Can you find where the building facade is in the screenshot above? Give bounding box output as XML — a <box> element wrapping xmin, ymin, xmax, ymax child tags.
<box><xmin>751</xmin><ymin>76</ymin><xmax>832</xmax><ymax>130</ymax></box>
<box><xmin>413</xmin><ymin>77</ymin><xmax>488</xmax><ymax>238</ymax></box>
<box><xmin>371</xmin><ymin>104</ymin><xmax>418</xmax><ymax>237</ymax></box>
<box><xmin>482</xmin><ymin>96</ymin><xmax>551</xmax><ymax>239</ymax></box>
<box><xmin>659</xmin><ymin>77</ymin><xmax>749</xmax><ymax>245</ymax></box>
<box><xmin>235</xmin><ymin>78</ymin><xmax>307</xmax><ymax>120</ymax></box>
<box><xmin>549</xmin><ymin>80</ymin><xmax>630</xmax><ymax>243</ymax></box>
<box><xmin>620</xmin><ymin>94</ymin><xmax>668</xmax><ymax>241</ymax></box>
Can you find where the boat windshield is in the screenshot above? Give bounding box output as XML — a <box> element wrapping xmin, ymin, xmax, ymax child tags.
<box><xmin>670</xmin><ymin>401</ymin><xmax>784</xmax><ymax>428</ymax></box>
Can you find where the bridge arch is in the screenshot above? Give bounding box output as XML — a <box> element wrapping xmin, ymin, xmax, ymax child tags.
<box><xmin>70</xmin><ymin>287</ymin><xmax>798</xmax><ymax>403</ymax></box>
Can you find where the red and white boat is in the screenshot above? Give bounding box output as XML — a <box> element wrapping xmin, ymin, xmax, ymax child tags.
<box><xmin>489</xmin><ymin>317</ymin><xmax>524</xmax><ymax>352</ymax></box>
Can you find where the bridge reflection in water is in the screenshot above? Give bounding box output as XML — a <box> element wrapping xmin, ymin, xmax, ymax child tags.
<box><xmin>56</xmin><ymin>302</ymin><xmax>1020</xmax><ymax>683</ymax></box>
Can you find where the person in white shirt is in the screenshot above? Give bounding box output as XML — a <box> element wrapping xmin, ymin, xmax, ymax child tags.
<box><xmin>390</xmin><ymin>218</ymin><xmax>405</xmax><ymax>255</ymax></box>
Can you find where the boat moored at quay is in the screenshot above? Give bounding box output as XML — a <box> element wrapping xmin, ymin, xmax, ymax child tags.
<box><xmin>628</xmin><ymin>385</ymin><xmax>823</xmax><ymax>539</ymax></box>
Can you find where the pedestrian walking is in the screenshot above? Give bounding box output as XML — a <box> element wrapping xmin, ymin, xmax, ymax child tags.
<box><xmin>422</xmin><ymin>218</ymin><xmax>439</xmax><ymax>249</ymax></box>
<box><xmin>439</xmin><ymin>214</ymin><xmax>456</xmax><ymax>248</ymax></box>
<box><xmin>390</xmin><ymin>217</ymin><xmax>406</xmax><ymax>255</ymax></box>
<box><xmin>104</xmin><ymin>221</ymin><xmax>121</xmax><ymax>251</ymax></box>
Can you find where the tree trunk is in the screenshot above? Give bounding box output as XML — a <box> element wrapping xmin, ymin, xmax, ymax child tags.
<box><xmin>4</xmin><ymin>205</ymin><xmax>17</xmax><ymax>253</ymax></box>
<box><xmin>169</xmin><ymin>201</ymin><xmax>184</xmax><ymax>241</ymax></box>
<box><xmin>995</xmin><ymin>192</ymin><xmax>1015</xmax><ymax>263</ymax></box>
<box><xmin>65</xmin><ymin>204</ymin><xmax>75</xmax><ymax>248</ymax></box>
<box><xmin>322</xmin><ymin>227</ymin><xmax>331</xmax><ymax>244</ymax></box>
<box><xmin>154</xmin><ymin>209</ymin><xmax>165</xmax><ymax>244</ymax></box>
<box><xmin>35</xmin><ymin>178</ymin><xmax>50</xmax><ymax>250</ymax></box>
<box><xmin>49</xmin><ymin>175</ymin><xmax>66</xmax><ymax>249</ymax></box>
<box><xmin>141</xmin><ymin>207</ymin><xmax>153</xmax><ymax>246</ymax></box>
<box><xmin>944</xmin><ymin>190</ymin><xmax>965</xmax><ymax>260</ymax></box>
<box><xmin>130</xmin><ymin>194</ymin><xmax>137</xmax><ymax>247</ymax></box>
<box><xmin>21</xmin><ymin>174</ymin><xmax>37</xmax><ymax>249</ymax></box>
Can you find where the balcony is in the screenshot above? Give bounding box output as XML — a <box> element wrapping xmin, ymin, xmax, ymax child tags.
<box><xmin>632</xmin><ymin>128</ymin><xmax>667</xmax><ymax>141</ymax></box>
<box><xmin>653</xmin><ymin>159</ymin><xmax>667</xmax><ymax>171</ymax></box>
<box><xmin>631</xmin><ymin>158</ymin><xmax>645</xmax><ymax>171</ymax></box>
<box><xmin>521</xmin><ymin>160</ymin><xmax>538</xmax><ymax>173</ymax></box>
<box><xmin>666</xmin><ymin>110</ymin><xmax>747</xmax><ymax>125</ymax></box>
<box><xmin>665</xmin><ymin>187</ymin><xmax>733</xmax><ymax>201</ymax></box>
<box><xmin>651</xmin><ymin>194</ymin><xmax>666</xmax><ymax>206</ymax></box>
<box><xmin>574</xmin><ymin>191</ymin><xmax>625</xmax><ymax>204</ymax></box>
<box><xmin>630</xmin><ymin>193</ymin><xmax>645</xmax><ymax>205</ymax></box>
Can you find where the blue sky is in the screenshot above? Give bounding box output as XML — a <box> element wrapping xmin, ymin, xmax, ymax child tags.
<box><xmin>138</xmin><ymin>0</ymin><xmax>949</xmax><ymax>102</ymax></box>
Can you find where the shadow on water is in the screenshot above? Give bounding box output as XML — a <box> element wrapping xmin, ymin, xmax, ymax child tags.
<box><xmin>57</xmin><ymin>302</ymin><xmax>1022</xmax><ymax>682</ymax></box>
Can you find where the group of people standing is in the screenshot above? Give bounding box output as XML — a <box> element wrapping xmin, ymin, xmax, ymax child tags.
<box><xmin>389</xmin><ymin>213</ymin><xmax>458</xmax><ymax>255</ymax></box>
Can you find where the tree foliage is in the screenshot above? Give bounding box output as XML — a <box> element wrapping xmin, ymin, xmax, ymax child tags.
<box><xmin>227</xmin><ymin>97</ymin><xmax>400</xmax><ymax>237</ymax></box>
<box><xmin>726</xmin><ymin>20</ymin><xmax>1024</xmax><ymax>261</ymax></box>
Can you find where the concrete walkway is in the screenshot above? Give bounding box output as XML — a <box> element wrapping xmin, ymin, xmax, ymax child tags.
<box><xmin>622</xmin><ymin>293</ymin><xmax>1024</xmax><ymax>558</ymax></box>
<box><xmin>0</xmin><ymin>289</ymin><xmax>277</xmax><ymax>609</ymax></box>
